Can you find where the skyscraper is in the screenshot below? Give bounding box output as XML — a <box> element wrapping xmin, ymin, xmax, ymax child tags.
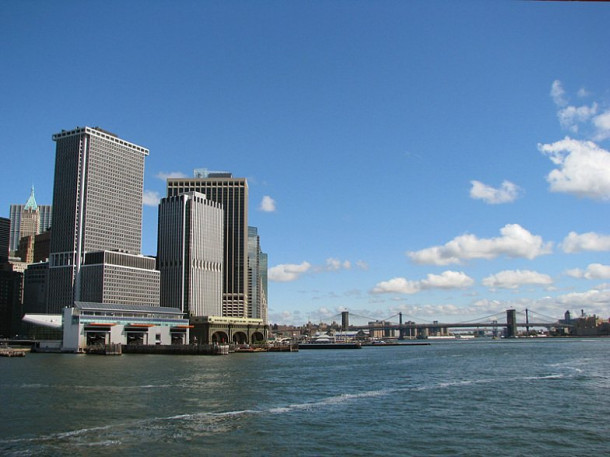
<box><xmin>9</xmin><ymin>187</ymin><xmax>52</xmax><ymax>255</ymax></box>
<box><xmin>248</xmin><ymin>226</ymin><xmax>268</xmax><ymax>323</ymax></box>
<box><xmin>0</xmin><ymin>217</ymin><xmax>9</xmax><ymax>264</ymax></box>
<box><xmin>47</xmin><ymin>126</ymin><xmax>158</xmax><ymax>312</ymax></box>
<box><xmin>167</xmin><ymin>169</ymin><xmax>249</xmax><ymax>318</ymax></box>
<box><xmin>158</xmin><ymin>191</ymin><xmax>224</xmax><ymax>316</ymax></box>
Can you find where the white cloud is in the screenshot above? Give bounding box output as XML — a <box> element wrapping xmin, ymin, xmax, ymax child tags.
<box><xmin>269</xmin><ymin>257</ymin><xmax>362</xmax><ymax>282</ymax></box>
<box><xmin>561</xmin><ymin>231</ymin><xmax>610</xmax><ymax>253</ymax></box>
<box><xmin>584</xmin><ymin>263</ymin><xmax>610</xmax><ymax>279</ymax></box>
<box><xmin>371</xmin><ymin>277</ymin><xmax>420</xmax><ymax>295</ymax></box>
<box><xmin>259</xmin><ymin>195</ymin><xmax>276</xmax><ymax>212</ymax></box>
<box><xmin>325</xmin><ymin>258</ymin><xmax>351</xmax><ymax>271</ymax></box>
<box><xmin>469</xmin><ymin>180</ymin><xmax>522</xmax><ymax>204</ymax></box>
<box><xmin>551</xmin><ymin>80</ymin><xmax>567</xmax><ymax>107</ymax></box>
<box><xmin>421</xmin><ymin>271</ymin><xmax>475</xmax><ymax>289</ymax></box>
<box><xmin>142</xmin><ymin>190</ymin><xmax>161</xmax><ymax>206</ymax></box>
<box><xmin>593</xmin><ymin>110</ymin><xmax>610</xmax><ymax>141</ymax></box>
<box><xmin>482</xmin><ymin>270</ymin><xmax>553</xmax><ymax>290</ymax></box>
<box><xmin>549</xmin><ymin>287</ymin><xmax>610</xmax><ymax>313</ymax></box>
<box><xmin>268</xmin><ymin>262</ymin><xmax>312</xmax><ymax>282</ymax></box>
<box><xmin>557</xmin><ymin>103</ymin><xmax>598</xmax><ymax>133</ymax></box>
<box><xmin>566</xmin><ymin>264</ymin><xmax>610</xmax><ymax>280</ymax></box>
<box><xmin>407</xmin><ymin>224</ymin><xmax>553</xmax><ymax>265</ymax></box>
<box><xmin>565</xmin><ymin>268</ymin><xmax>584</xmax><ymax>279</ymax></box>
<box><xmin>156</xmin><ymin>171</ymin><xmax>188</xmax><ymax>181</ymax></box>
<box><xmin>355</xmin><ymin>260</ymin><xmax>369</xmax><ymax>270</ymax></box>
<box><xmin>538</xmin><ymin>137</ymin><xmax>610</xmax><ymax>200</ymax></box>
<box><xmin>371</xmin><ymin>270</ymin><xmax>474</xmax><ymax>295</ymax></box>
<box><xmin>550</xmin><ymin>80</ymin><xmax>598</xmax><ymax>133</ymax></box>
<box><xmin>549</xmin><ymin>80</ymin><xmax>610</xmax><ymax>141</ymax></box>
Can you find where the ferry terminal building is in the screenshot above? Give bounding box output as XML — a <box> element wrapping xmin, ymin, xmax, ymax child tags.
<box><xmin>24</xmin><ymin>302</ymin><xmax>268</xmax><ymax>352</ymax></box>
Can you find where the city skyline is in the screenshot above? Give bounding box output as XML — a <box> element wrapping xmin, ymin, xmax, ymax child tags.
<box><xmin>1</xmin><ymin>2</ymin><xmax>610</xmax><ymax>325</ymax></box>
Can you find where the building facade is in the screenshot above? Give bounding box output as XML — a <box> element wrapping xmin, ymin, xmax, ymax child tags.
<box><xmin>167</xmin><ymin>169</ymin><xmax>249</xmax><ymax>318</ymax></box>
<box><xmin>9</xmin><ymin>187</ymin><xmax>52</xmax><ymax>254</ymax></box>
<box><xmin>79</xmin><ymin>251</ymin><xmax>160</xmax><ymax>306</ymax></box>
<box><xmin>23</xmin><ymin>262</ymin><xmax>49</xmax><ymax>314</ymax></box>
<box><xmin>0</xmin><ymin>265</ymin><xmax>23</xmax><ymax>338</ymax></box>
<box><xmin>61</xmin><ymin>302</ymin><xmax>190</xmax><ymax>352</ymax></box>
<box><xmin>47</xmin><ymin>126</ymin><xmax>152</xmax><ymax>312</ymax></box>
<box><xmin>33</xmin><ymin>230</ymin><xmax>51</xmax><ymax>263</ymax></box>
<box><xmin>248</xmin><ymin>226</ymin><xmax>268</xmax><ymax>323</ymax></box>
<box><xmin>158</xmin><ymin>191</ymin><xmax>224</xmax><ymax>317</ymax></box>
<box><xmin>0</xmin><ymin>217</ymin><xmax>9</xmax><ymax>264</ymax></box>
<box><xmin>16</xmin><ymin>235</ymin><xmax>35</xmax><ymax>264</ymax></box>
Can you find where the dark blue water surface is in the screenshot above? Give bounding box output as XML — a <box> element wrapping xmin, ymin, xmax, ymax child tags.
<box><xmin>1</xmin><ymin>338</ymin><xmax>608</xmax><ymax>456</ymax></box>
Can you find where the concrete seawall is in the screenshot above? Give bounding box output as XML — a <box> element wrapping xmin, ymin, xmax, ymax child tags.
<box><xmin>122</xmin><ymin>344</ymin><xmax>230</xmax><ymax>355</ymax></box>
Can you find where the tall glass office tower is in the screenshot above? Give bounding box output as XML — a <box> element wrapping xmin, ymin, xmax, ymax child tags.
<box><xmin>47</xmin><ymin>127</ymin><xmax>157</xmax><ymax>312</ymax></box>
<box><xmin>248</xmin><ymin>226</ymin><xmax>268</xmax><ymax>323</ymax></box>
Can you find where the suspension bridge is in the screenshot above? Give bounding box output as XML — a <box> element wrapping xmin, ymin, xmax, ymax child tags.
<box><xmin>332</xmin><ymin>309</ymin><xmax>571</xmax><ymax>338</ymax></box>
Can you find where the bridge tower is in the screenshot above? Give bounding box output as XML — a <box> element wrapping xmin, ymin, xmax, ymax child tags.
<box><xmin>506</xmin><ymin>309</ymin><xmax>517</xmax><ymax>338</ymax></box>
<box><xmin>398</xmin><ymin>312</ymin><xmax>404</xmax><ymax>340</ymax></box>
<box><xmin>341</xmin><ymin>311</ymin><xmax>349</xmax><ymax>331</ymax></box>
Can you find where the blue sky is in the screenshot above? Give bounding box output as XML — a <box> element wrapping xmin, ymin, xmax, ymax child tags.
<box><xmin>2</xmin><ymin>1</ymin><xmax>610</xmax><ymax>325</ymax></box>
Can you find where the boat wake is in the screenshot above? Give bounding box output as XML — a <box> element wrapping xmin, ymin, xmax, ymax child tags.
<box><xmin>0</xmin><ymin>370</ymin><xmax>577</xmax><ymax>455</ymax></box>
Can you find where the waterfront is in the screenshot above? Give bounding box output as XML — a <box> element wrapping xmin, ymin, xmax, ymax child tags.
<box><xmin>1</xmin><ymin>338</ymin><xmax>608</xmax><ymax>456</ymax></box>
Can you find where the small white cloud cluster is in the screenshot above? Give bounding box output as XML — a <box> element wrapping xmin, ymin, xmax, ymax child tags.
<box><xmin>561</xmin><ymin>231</ymin><xmax>610</xmax><ymax>253</ymax></box>
<box><xmin>268</xmin><ymin>261</ymin><xmax>312</xmax><ymax>282</ymax></box>
<box><xmin>142</xmin><ymin>190</ymin><xmax>161</xmax><ymax>207</ymax></box>
<box><xmin>481</xmin><ymin>269</ymin><xmax>553</xmax><ymax>290</ymax></box>
<box><xmin>268</xmin><ymin>257</ymin><xmax>368</xmax><ymax>282</ymax></box>
<box><xmin>407</xmin><ymin>224</ymin><xmax>552</xmax><ymax>266</ymax></box>
<box><xmin>538</xmin><ymin>137</ymin><xmax>610</xmax><ymax>201</ymax></box>
<box><xmin>542</xmin><ymin>81</ymin><xmax>610</xmax><ymax>200</ymax></box>
<box><xmin>566</xmin><ymin>264</ymin><xmax>610</xmax><ymax>280</ymax></box>
<box><xmin>550</xmin><ymin>80</ymin><xmax>610</xmax><ymax>140</ymax></box>
<box><xmin>371</xmin><ymin>271</ymin><xmax>474</xmax><ymax>295</ymax></box>
<box><xmin>470</xmin><ymin>180</ymin><xmax>522</xmax><ymax>204</ymax></box>
<box><xmin>259</xmin><ymin>195</ymin><xmax>276</xmax><ymax>212</ymax></box>
<box><xmin>324</xmin><ymin>258</ymin><xmax>352</xmax><ymax>271</ymax></box>
<box><xmin>157</xmin><ymin>171</ymin><xmax>188</xmax><ymax>180</ymax></box>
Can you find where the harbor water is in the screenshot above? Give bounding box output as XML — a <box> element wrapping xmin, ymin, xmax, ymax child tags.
<box><xmin>1</xmin><ymin>338</ymin><xmax>608</xmax><ymax>456</ymax></box>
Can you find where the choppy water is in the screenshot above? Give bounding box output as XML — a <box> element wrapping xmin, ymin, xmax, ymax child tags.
<box><xmin>1</xmin><ymin>338</ymin><xmax>608</xmax><ymax>456</ymax></box>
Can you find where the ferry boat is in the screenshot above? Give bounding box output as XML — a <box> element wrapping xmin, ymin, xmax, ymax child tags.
<box><xmin>298</xmin><ymin>335</ymin><xmax>362</xmax><ymax>349</ymax></box>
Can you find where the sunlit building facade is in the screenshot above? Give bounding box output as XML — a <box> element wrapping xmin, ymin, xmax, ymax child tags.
<box><xmin>158</xmin><ymin>191</ymin><xmax>224</xmax><ymax>317</ymax></box>
<box><xmin>167</xmin><ymin>170</ymin><xmax>248</xmax><ymax>318</ymax></box>
<box><xmin>47</xmin><ymin>127</ymin><xmax>158</xmax><ymax>312</ymax></box>
<box><xmin>8</xmin><ymin>187</ymin><xmax>52</xmax><ymax>255</ymax></box>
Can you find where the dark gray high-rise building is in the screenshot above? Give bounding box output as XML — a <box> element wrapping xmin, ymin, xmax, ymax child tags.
<box><xmin>0</xmin><ymin>217</ymin><xmax>9</xmax><ymax>264</ymax></box>
<box><xmin>47</xmin><ymin>127</ymin><xmax>158</xmax><ymax>312</ymax></box>
<box><xmin>167</xmin><ymin>169</ymin><xmax>248</xmax><ymax>318</ymax></box>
